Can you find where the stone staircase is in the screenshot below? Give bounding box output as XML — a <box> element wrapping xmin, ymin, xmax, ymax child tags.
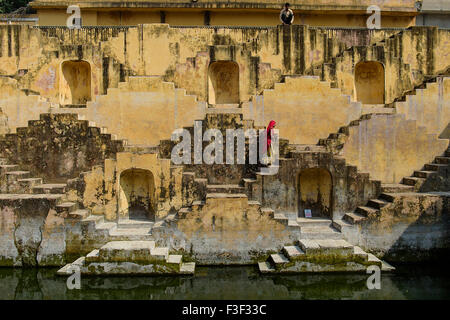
<box><xmin>0</xmin><ymin>113</ymin><xmax>127</xmax><ymax>182</ymax></box>
<box><xmin>258</xmin><ymin>238</ymin><xmax>394</xmax><ymax>274</ymax></box>
<box><xmin>334</xmin><ymin>146</ymin><xmax>450</xmax><ymax>227</ymax></box>
<box><xmin>57</xmin><ymin>240</ymin><xmax>195</xmax><ymax>276</ymax></box>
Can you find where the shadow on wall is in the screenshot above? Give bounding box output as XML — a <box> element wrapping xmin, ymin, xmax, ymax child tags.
<box><xmin>208</xmin><ymin>61</ymin><xmax>239</xmax><ymax>104</ymax></box>
<box><xmin>355</xmin><ymin>61</ymin><xmax>385</xmax><ymax>104</ymax></box>
<box><xmin>297</xmin><ymin>168</ymin><xmax>333</xmax><ymax>219</ymax></box>
<box><xmin>60</xmin><ymin>60</ymin><xmax>91</xmax><ymax>106</ymax></box>
<box><xmin>119</xmin><ymin>168</ymin><xmax>156</xmax><ymax>221</ymax></box>
<box><xmin>382</xmin><ymin>194</ymin><xmax>450</xmax><ymax>262</ymax></box>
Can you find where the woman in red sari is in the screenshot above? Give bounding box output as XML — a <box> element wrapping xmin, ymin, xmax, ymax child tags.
<box><xmin>266</xmin><ymin>120</ymin><xmax>276</xmax><ymax>164</ymax></box>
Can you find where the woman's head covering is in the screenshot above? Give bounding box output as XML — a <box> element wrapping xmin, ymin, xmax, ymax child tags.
<box><xmin>267</xmin><ymin>120</ymin><xmax>276</xmax><ymax>132</ymax></box>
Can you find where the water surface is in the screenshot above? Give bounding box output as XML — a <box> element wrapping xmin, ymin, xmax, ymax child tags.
<box><xmin>0</xmin><ymin>265</ymin><xmax>449</xmax><ymax>300</ymax></box>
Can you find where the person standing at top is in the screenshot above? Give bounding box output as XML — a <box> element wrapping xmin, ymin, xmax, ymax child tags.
<box><xmin>280</xmin><ymin>3</ymin><xmax>294</xmax><ymax>25</ymax></box>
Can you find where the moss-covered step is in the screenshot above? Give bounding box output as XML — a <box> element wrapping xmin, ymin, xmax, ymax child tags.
<box><xmin>258</xmin><ymin>238</ymin><xmax>395</xmax><ymax>273</ymax></box>
<box><xmin>57</xmin><ymin>240</ymin><xmax>195</xmax><ymax>276</ymax></box>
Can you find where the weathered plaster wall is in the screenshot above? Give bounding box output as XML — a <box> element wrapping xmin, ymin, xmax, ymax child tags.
<box><xmin>341</xmin><ymin>114</ymin><xmax>448</xmax><ymax>184</ymax></box>
<box><xmin>0</xmin><ymin>113</ymin><xmax>124</xmax><ymax>182</ymax></box>
<box><xmin>63</xmin><ymin>76</ymin><xmax>206</xmax><ymax>146</ymax></box>
<box><xmin>396</xmin><ymin>76</ymin><xmax>450</xmax><ymax>138</ymax></box>
<box><xmin>255</xmin><ymin>154</ymin><xmax>381</xmax><ymax>220</ymax></box>
<box><xmin>0</xmin><ymin>195</ymin><xmax>64</xmax><ymax>266</ymax></box>
<box><xmin>298</xmin><ymin>168</ymin><xmax>332</xmax><ymax>218</ymax></box>
<box><xmin>341</xmin><ymin>193</ymin><xmax>450</xmax><ymax>262</ymax></box>
<box><xmin>243</xmin><ymin>76</ymin><xmax>362</xmax><ymax>145</ymax></box>
<box><xmin>102</xmin><ymin>152</ymin><xmax>182</xmax><ymax>221</ymax></box>
<box><xmin>155</xmin><ymin>195</ymin><xmax>297</xmax><ymax>264</ymax></box>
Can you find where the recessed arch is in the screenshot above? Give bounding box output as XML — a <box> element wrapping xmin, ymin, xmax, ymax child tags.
<box><xmin>355</xmin><ymin>61</ymin><xmax>385</xmax><ymax>104</ymax></box>
<box><xmin>60</xmin><ymin>60</ymin><xmax>91</xmax><ymax>105</ymax></box>
<box><xmin>119</xmin><ymin>168</ymin><xmax>156</xmax><ymax>221</ymax></box>
<box><xmin>297</xmin><ymin>168</ymin><xmax>333</xmax><ymax>219</ymax></box>
<box><xmin>208</xmin><ymin>61</ymin><xmax>240</xmax><ymax>104</ymax></box>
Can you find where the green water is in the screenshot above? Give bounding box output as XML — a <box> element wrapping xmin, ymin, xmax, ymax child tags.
<box><xmin>0</xmin><ymin>265</ymin><xmax>449</xmax><ymax>300</ymax></box>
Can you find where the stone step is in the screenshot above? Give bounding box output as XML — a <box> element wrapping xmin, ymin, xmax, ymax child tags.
<box><xmin>82</xmin><ymin>215</ymin><xmax>105</xmax><ymax>227</ymax></box>
<box><xmin>206</xmin><ymin>193</ymin><xmax>248</xmax><ymax>199</ymax></box>
<box><xmin>381</xmin><ymin>183</ymin><xmax>414</xmax><ymax>193</ymax></box>
<box><xmin>435</xmin><ymin>156</ymin><xmax>450</xmax><ymax>164</ymax></box>
<box><xmin>353</xmin><ymin>246</ymin><xmax>369</xmax><ymax>260</ymax></box>
<box><xmin>98</xmin><ymin>241</ymin><xmax>156</xmax><ymax>262</ymax></box>
<box><xmin>355</xmin><ymin>206</ymin><xmax>379</xmax><ymax>217</ymax></box>
<box><xmin>296</xmin><ymin>217</ymin><xmax>332</xmax><ymax>227</ymax></box>
<box><xmin>33</xmin><ymin>183</ymin><xmax>67</xmax><ymax>194</ymax></box>
<box><xmin>273</xmin><ymin>212</ymin><xmax>288</xmax><ymax>225</ymax></box>
<box><xmin>332</xmin><ymin>219</ymin><xmax>352</xmax><ymax>232</ymax></box>
<box><xmin>180</xmin><ymin>262</ymin><xmax>196</xmax><ymax>274</ymax></box>
<box><xmin>287</xmin><ymin>220</ymin><xmax>299</xmax><ymax>228</ymax></box>
<box><xmin>258</xmin><ymin>261</ymin><xmax>275</xmax><ymax>273</ymax></box>
<box><xmin>108</xmin><ymin>227</ymin><xmax>152</xmax><ymax>239</ymax></box>
<box><xmin>260</xmin><ymin>207</ymin><xmax>275</xmax><ymax>218</ymax></box>
<box><xmin>56</xmin><ymin>201</ymin><xmax>77</xmax><ymax>213</ymax></box>
<box><xmin>0</xmin><ymin>165</ymin><xmax>19</xmax><ymax>173</ymax></box>
<box><xmin>270</xmin><ymin>253</ymin><xmax>289</xmax><ymax>265</ymax></box>
<box><xmin>297</xmin><ymin>239</ymin><xmax>321</xmax><ymax>254</ymax></box>
<box><xmin>206</xmin><ymin>184</ymin><xmax>245</xmax><ymax>194</ymax></box>
<box><xmin>96</xmin><ymin>222</ymin><xmax>117</xmax><ymax>233</ymax></box>
<box><xmin>314</xmin><ymin>239</ymin><xmax>354</xmax><ymax>255</ymax></box>
<box><xmin>343</xmin><ymin>212</ymin><xmax>365</xmax><ymax>224</ymax></box>
<box><xmin>367</xmin><ymin>199</ymin><xmax>390</xmax><ymax>209</ymax></box>
<box><xmin>68</xmin><ymin>209</ymin><xmax>90</xmax><ymax>220</ymax></box>
<box><xmin>85</xmin><ymin>249</ymin><xmax>100</xmax><ymax>262</ymax></box>
<box><xmin>167</xmin><ymin>254</ymin><xmax>183</xmax><ymax>265</ymax></box>
<box><xmin>424</xmin><ymin>163</ymin><xmax>447</xmax><ymax>171</ymax></box>
<box><xmin>367</xmin><ymin>253</ymin><xmax>382</xmax><ymax>266</ymax></box>
<box><xmin>402</xmin><ymin>176</ymin><xmax>424</xmax><ymax>186</ymax></box>
<box><xmin>413</xmin><ymin>170</ymin><xmax>435</xmax><ymax>179</ymax></box>
<box><xmin>282</xmin><ymin>245</ymin><xmax>305</xmax><ymax>259</ymax></box>
<box><xmin>117</xmin><ymin>219</ymin><xmax>154</xmax><ymax>229</ymax></box>
<box><xmin>151</xmin><ymin>247</ymin><xmax>169</xmax><ymax>261</ymax></box>
<box><xmin>178</xmin><ymin>207</ymin><xmax>192</xmax><ymax>218</ymax></box>
<box><xmin>402</xmin><ymin>177</ymin><xmax>425</xmax><ymax>186</ymax></box>
<box><xmin>17</xmin><ymin>177</ymin><xmax>43</xmax><ymax>191</ymax></box>
<box><xmin>6</xmin><ymin>171</ymin><xmax>30</xmax><ymax>180</ymax></box>
<box><xmin>299</xmin><ymin>225</ymin><xmax>343</xmax><ymax>239</ymax></box>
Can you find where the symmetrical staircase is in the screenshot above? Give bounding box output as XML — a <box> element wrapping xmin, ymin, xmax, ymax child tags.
<box><xmin>57</xmin><ymin>240</ymin><xmax>195</xmax><ymax>276</ymax></box>
<box><xmin>258</xmin><ymin>238</ymin><xmax>394</xmax><ymax>273</ymax></box>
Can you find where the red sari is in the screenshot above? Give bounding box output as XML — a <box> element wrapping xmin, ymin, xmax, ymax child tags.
<box><xmin>266</xmin><ymin>120</ymin><xmax>276</xmax><ymax>156</ymax></box>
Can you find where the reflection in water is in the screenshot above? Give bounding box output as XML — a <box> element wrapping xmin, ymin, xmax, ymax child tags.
<box><xmin>0</xmin><ymin>265</ymin><xmax>449</xmax><ymax>300</ymax></box>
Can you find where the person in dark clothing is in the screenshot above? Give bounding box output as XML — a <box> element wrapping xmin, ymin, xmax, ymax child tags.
<box><xmin>280</xmin><ymin>3</ymin><xmax>294</xmax><ymax>25</ymax></box>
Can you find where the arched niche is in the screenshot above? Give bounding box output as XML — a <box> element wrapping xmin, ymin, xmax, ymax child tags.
<box><xmin>297</xmin><ymin>168</ymin><xmax>333</xmax><ymax>219</ymax></box>
<box><xmin>60</xmin><ymin>60</ymin><xmax>92</xmax><ymax>105</ymax></box>
<box><xmin>355</xmin><ymin>61</ymin><xmax>385</xmax><ymax>104</ymax></box>
<box><xmin>208</xmin><ymin>61</ymin><xmax>240</xmax><ymax>104</ymax></box>
<box><xmin>119</xmin><ymin>168</ymin><xmax>156</xmax><ymax>221</ymax></box>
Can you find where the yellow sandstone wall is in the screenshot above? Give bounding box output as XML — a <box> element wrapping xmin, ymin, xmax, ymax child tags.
<box><xmin>341</xmin><ymin>114</ymin><xmax>448</xmax><ymax>184</ymax></box>
<box><xmin>396</xmin><ymin>77</ymin><xmax>450</xmax><ymax>138</ymax></box>
<box><xmin>243</xmin><ymin>76</ymin><xmax>362</xmax><ymax>144</ymax></box>
<box><xmin>74</xmin><ymin>76</ymin><xmax>205</xmax><ymax>146</ymax></box>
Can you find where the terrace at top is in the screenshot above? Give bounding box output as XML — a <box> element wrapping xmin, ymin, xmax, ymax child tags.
<box><xmin>30</xmin><ymin>0</ymin><xmax>420</xmax><ymax>27</ymax></box>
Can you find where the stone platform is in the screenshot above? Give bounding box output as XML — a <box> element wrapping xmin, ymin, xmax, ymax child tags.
<box><xmin>57</xmin><ymin>241</ymin><xmax>195</xmax><ymax>276</ymax></box>
<box><xmin>258</xmin><ymin>238</ymin><xmax>395</xmax><ymax>274</ymax></box>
